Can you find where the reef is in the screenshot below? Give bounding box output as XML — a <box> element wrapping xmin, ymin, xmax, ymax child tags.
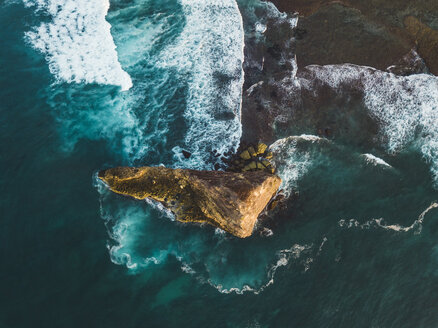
<box><xmin>271</xmin><ymin>0</ymin><xmax>438</xmax><ymax>75</ymax></box>
<box><xmin>98</xmin><ymin>166</ymin><xmax>282</xmax><ymax>238</ymax></box>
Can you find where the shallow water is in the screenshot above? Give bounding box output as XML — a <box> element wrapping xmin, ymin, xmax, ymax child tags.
<box><xmin>2</xmin><ymin>0</ymin><xmax>438</xmax><ymax>327</ymax></box>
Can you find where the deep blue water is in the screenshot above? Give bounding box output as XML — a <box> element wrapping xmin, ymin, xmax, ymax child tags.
<box><xmin>2</xmin><ymin>1</ymin><xmax>438</xmax><ymax>327</ymax></box>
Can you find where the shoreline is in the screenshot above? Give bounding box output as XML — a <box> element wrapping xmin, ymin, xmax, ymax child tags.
<box><xmin>270</xmin><ymin>0</ymin><xmax>438</xmax><ymax>74</ymax></box>
<box><xmin>239</xmin><ymin>1</ymin><xmax>437</xmax><ymax>149</ymax></box>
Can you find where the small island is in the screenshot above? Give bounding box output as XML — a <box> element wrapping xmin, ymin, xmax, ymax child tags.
<box><xmin>98</xmin><ymin>165</ymin><xmax>281</xmax><ymax>238</ymax></box>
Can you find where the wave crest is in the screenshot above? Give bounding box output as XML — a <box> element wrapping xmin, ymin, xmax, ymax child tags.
<box><xmin>24</xmin><ymin>0</ymin><xmax>132</xmax><ymax>90</ymax></box>
<box><xmin>159</xmin><ymin>0</ymin><xmax>245</xmax><ymax>168</ymax></box>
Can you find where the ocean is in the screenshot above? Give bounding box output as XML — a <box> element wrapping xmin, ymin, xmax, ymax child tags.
<box><xmin>1</xmin><ymin>0</ymin><xmax>438</xmax><ymax>327</ymax></box>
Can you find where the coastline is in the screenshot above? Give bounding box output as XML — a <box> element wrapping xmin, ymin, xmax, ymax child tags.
<box><xmin>270</xmin><ymin>0</ymin><xmax>438</xmax><ymax>74</ymax></box>
<box><xmin>240</xmin><ymin>1</ymin><xmax>438</xmax><ymax>149</ymax></box>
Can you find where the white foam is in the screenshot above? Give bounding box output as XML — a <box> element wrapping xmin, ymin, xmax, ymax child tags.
<box><xmin>255</xmin><ymin>22</ymin><xmax>267</xmax><ymax>34</ymax></box>
<box><xmin>298</xmin><ymin>134</ymin><xmax>324</xmax><ymax>142</ymax></box>
<box><xmin>38</xmin><ymin>0</ymin><xmax>186</xmax><ymax>162</ymax></box>
<box><xmin>269</xmin><ymin>135</ymin><xmax>326</xmax><ymax>196</ymax></box>
<box><xmin>211</xmin><ymin>244</ymin><xmax>312</xmax><ymax>295</ymax></box>
<box><xmin>246</xmin><ymin>81</ymin><xmax>264</xmax><ymax>96</ymax></box>
<box><xmin>214</xmin><ymin>228</ymin><xmax>226</xmax><ymax>236</ymax></box>
<box><xmin>145</xmin><ymin>198</ymin><xmax>175</xmax><ymax>221</ymax></box>
<box><xmin>361</xmin><ymin>154</ymin><xmax>392</xmax><ymax>168</ymax></box>
<box><xmin>318</xmin><ymin>236</ymin><xmax>328</xmax><ymax>254</ymax></box>
<box><xmin>305</xmin><ymin>64</ymin><xmax>438</xmax><ymax>185</ymax></box>
<box><xmin>24</xmin><ymin>0</ymin><xmax>132</xmax><ymax>91</ymax></box>
<box><xmin>160</xmin><ymin>0</ymin><xmax>245</xmax><ymax>168</ymax></box>
<box><xmin>261</xmin><ymin>2</ymin><xmax>298</xmax><ymax>75</ymax></box>
<box><xmin>339</xmin><ymin>202</ymin><xmax>438</xmax><ymax>234</ymax></box>
<box><xmin>180</xmin><ymin>262</ymin><xmax>196</xmax><ymax>275</ymax></box>
<box><xmin>260</xmin><ymin>227</ymin><xmax>274</xmax><ymax>237</ymax></box>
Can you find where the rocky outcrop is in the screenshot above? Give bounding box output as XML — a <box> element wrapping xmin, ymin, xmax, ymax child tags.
<box><xmin>239</xmin><ymin>1</ymin><xmax>438</xmax><ymax>146</ymax></box>
<box><xmin>225</xmin><ymin>143</ymin><xmax>275</xmax><ymax>173</ymax></box>
<box><xmin>98</xmin><ymin>166</ymin><xmax>282</xmax><ymax>238</ymax></box>
<box><xmin>404</xmin><ymin>16</ymin><xmax>438</xmax><ymax>76</ymax></box>
<box><xmin>292</xmin><ymin>4</ymin><xmax>413</xmax><ymax>71</ymax></box>
<box><xmin>270</xmin><ymin>0</ymin><xmax>438</xmax><ymax>75</ymax></box>
<box><xmin>386</xmin><ymin>48</ymin><xmax>429</xmax><ymax>76</ymax></box>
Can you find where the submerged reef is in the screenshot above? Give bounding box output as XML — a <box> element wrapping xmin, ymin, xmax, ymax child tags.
<box><xmin>98</xmin><ymin>166</ymin><xmax>281</xmax><ymax>238</ymax></box>
<box><xmin>272</xmin><ymin>0</ymin><xmax>438</xmax><ymax>74</ymax></box>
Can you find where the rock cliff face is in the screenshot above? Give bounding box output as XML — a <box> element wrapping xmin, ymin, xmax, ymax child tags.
<box><xmin>98</xmin><ymin>167</ymin><xmax>282</xmax><ymax>238</ymax></box>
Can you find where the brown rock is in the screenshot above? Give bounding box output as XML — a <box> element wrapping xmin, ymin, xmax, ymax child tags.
<box><xmin>271</xmin><ymin>0</ymin><xmax>438</xmax><ymax>74</ymax></box>
<box><xmin>256</xmin><ymin>143</ymin><xmax>268</xmax><ymax>155</ymax></box>
<box><xmin>386</xmin><ymin>48</ymin><xmax>428</xmax><ymax>76</ymax></box>
<box><xmin>265</xmin><ymin>152</ymin><xmax>273</xmax><ymax>160</ymax></box>
<box><xmin>267</xmin><ymin>193</ymin><xmax>285</xmax><ymax>211</ymax></box>
<box><xmin>404</xmin><ymin>16</ymin><xmax>438</xmax><ymax>75</ymax></box>
<box><xmin>98</xmin><ymin>166</ymin><xmax>282</xmax><ymax>238</ymax></box>
<box><xmin>257</xmin><ymin>162</ymin><xmax>266</xmax><ymax>170</ymax></box>
<box><xmin>248</xmin><ymin>146</ymin><xmax>257</xmax><ymax>158</ymax></box>
<box><xmin>243</xmin><ymin>161</ymin><xmax>257</xmax><ymax>172</ymax></box>
<box><xmin>262</xmin><ymin>159</ymin><xmax>271</xmax><ymax>167</ymax></box>
<box><xmin>293</xmin><ymin>3</ymin><xmax>413</xmax><ymax>71</ymax></box>
<box><xmin>240</xmin><ymin>150</ymin><xmax>251</xmax><ymax>160</ymax></box>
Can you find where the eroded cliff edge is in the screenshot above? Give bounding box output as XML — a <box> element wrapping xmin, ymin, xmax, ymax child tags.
<box><xmin>98</xmin><ymin>166</ymin><xmax>282</xmax><ymax>238</ymax></box>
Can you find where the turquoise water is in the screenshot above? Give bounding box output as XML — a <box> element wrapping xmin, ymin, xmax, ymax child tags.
<box><xmin>2</xmin><ymin>0</ymin><xmax>438</xmax><ymax>327</ymax></box>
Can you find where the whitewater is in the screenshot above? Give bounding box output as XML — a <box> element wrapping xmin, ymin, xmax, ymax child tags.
<box><xmin>24</xmin><ymin>0</ymin><xmax>245</xmax><ymax>170</ymax></box>
<box><xmin>23</xmin><ymin>0</ymin><xmax>133</xmax><ymax>91</ymax></box>
<box><xmin>20</xmin><ymin>0</ymin><xmax>438</xmax><ymax>296</ymax></box>
<box><xmin>5</xmin><ymin>0</ymin><xmax>438</xmax><ymax>325</ymax></box>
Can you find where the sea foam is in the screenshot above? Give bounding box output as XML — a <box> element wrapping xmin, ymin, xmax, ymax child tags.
<box><xmin>24</xmin><ymin>0</ymin><xmax>132</xmax><ymax>91</ymax></box>
<box><xmin>211</xmin><ymin>243</ymin><xmax>313</xmax><ymax>295</ymax></box>
<box><xmin>269</xmin><ymin>135</ymin><xmax>327</xmax><ymax>196</ymax></box>
<box><xmin>159</xmin><ymin>0</ymin><xmax>245</xmax><ymax>169</ymax></box>
<box><xmin>304</xmin><ymin>64</ymin><xmax>438</xmax><ymax>185</ymax></box>
<box><xmin>339</xmin><ymin>202</ymin><xmax>438</xmax><ymax>234</ymax></box>
<box><xmin>361</xmin><ymin>154</ymin><xmax>392</xmax><ymax>168</ymax></box>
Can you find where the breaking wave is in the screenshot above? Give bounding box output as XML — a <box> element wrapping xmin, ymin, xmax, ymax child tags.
<box><xmin>361</xmin><ymin>154</ymin><xmax>392</xmax><ymax>168</ymax></box>
<box><xmin>269</xmin><ymin>135</ymin><xmax>329</xmax><ymax>196</ymax></box>
<box><xmin>24</xmin><ymin>0</ymin><xmax>132</xmax><ymax>91</ymax></box>
<box><xmin>159</xmin><ymin>0</ymin><xmax>245</xmax><ymax>169</ymax></box>
<box><xmin>303</xmin><ymin>64</ymin><xmax>438</xmax><ymax>185</ymax></box>
<box><xmin>34</xmin><ymin>0</ymin><xmax>186</xmax><ymax>161</ymax></box>
<box><xmin>72</xmin><ymin>0</ymin><xmax>285</xmax><ymax>295</ymax></box>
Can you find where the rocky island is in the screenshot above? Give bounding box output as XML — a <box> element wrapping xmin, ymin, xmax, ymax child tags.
<box><xmin>98</xmin><ymin>166</ymin><xmax>282</xmax><ymax>238</ymax></box>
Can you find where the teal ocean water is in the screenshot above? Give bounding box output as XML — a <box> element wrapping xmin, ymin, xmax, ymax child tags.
<box><xmin>2</xmin><ymin>0</ymin><xmax>438</xmax><ymax>327</ymax></box>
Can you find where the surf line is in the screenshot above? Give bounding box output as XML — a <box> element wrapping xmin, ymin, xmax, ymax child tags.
<box><xmin>24</xmin><ymin>0</ymin><xmax>132</xmax><ymax>91</ymax></box>
<box><xmin>339</xmin><ymin>202</ymin><xmax>438</xmax><ymax>234</ymax></box>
